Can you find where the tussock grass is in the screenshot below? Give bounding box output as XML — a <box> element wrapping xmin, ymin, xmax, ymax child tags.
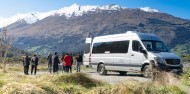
<box><xmin>152</xmin><ymin>71</ymin><xmax>179</xmax><ymax>86</ymax></box>
<box><xmin>90</xmin><ymin>79</ymin><xmax>185</xmax><ymax>94</ymax></box>
<box><xmin>0</xmin><ymin>70</ymin><xmax>106</xmax><ymax>94</ymax></box>
<box><xmin>54</xmin><ymin>73</ymin><xmax>104</xmax><ymax>89</ymax></box>
<box><xmin>0</xmin><ymin>64</ymin><xmax>189</xmax><ymax>94</ymax></box>
<box><xmin>1</xmin><ymin>82</ymin><xmax>46</xmax><ymax>94</ymax></box>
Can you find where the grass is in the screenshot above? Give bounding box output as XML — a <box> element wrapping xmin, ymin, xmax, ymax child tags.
<box><xmin>0</xmin><ymin>64</ymin><xmax>190</xmax><ymax>94</ymax></box>
<box><xmin>181</xmin><ymin>67</ymin><xmax>190</xmax><ymax>87</ymax></box>
<box><xmin>0</xmin><ymin>66</ymin><xmax>106</xmax><ymax>94</ymax></box>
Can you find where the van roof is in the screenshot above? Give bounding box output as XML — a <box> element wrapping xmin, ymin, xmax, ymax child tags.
<box><xmin>94</xmin><ymin>31</ymin><xmax>161</xmax><ymax>41</ymax></box>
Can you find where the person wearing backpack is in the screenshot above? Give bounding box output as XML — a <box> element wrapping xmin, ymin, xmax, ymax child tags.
<box><xmin>31</xmin><ymin>54</ymin><xmax>39</xmax><ymax>75</ymax></box>
<box><xmin>23</xmin><ymin>54</ymin><xmax>30</xmax><ymax>75</ymax></box>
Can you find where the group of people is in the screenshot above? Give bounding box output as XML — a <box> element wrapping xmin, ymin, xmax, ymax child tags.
<box><xmin>47</xmin><ymin>52</ymin><xmax>83</xmax><ymax>74</ymax></box>
<box><xmin>22</xmin><ymin>54</ymin><xmax>39</xmax><ymax>75</ymax></box>
<box><xmin>23</xmin><ymin>52</ymin><xmax>83</xmax><ymax>75</ymax></box>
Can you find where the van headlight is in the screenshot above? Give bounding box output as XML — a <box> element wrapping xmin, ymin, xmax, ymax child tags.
<box><xmin>154</xmin><ymin>57</ymin><xmax>166</xmax><ymax>64</ymax></box>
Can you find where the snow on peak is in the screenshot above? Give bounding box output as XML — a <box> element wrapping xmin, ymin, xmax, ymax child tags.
<box><xmin>8</xmin><ymin>12</ymin><xmax>39</xmax><ymax>24</ymax></box>
<box><xmin>140</xmin><ymin>7</ymin><xmax>159</xmax><ymax>13</ymax></box>
<box><xmin>55</xmin><ymin>3</ymin><xmax>123</xmax><ymax>18</ymax></box>
<box><xmin>98</xmin><ymin>4</ymin><xmax>123</xmax><ymax>10</ymax></box>
<box><xmin>0</xmin><ymin>3</ymin><xmax>125</xmax><ymax>28</ymax></box>
<box><xmin>0</xmin><ymin>12</ymin><xmax>39</xmax><ymax>27</ymax></box>
<box><xmin>0</xmin><ymin>5</ymin><xmax>161</xmax><ymax>28</ymax></box>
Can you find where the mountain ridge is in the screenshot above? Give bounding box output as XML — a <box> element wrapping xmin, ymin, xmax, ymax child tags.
<box><xmin>2</xmin><ymin>4</ymin><xmax>190</xmax><ymax>56</ymax></box>
<box><xmin>0</xmin><ymin>4</ymin><xmax>160</xmax><ymax>27</ymax></box>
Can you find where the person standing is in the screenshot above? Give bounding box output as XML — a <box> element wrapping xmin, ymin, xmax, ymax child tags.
<box><xmin>52</xmin><ymin>52</ymin><xmax>60</xmax><ymax>73</ymax></box>
<box><xmin>23</xmin><ymin>54</ymin><xmax>30</xmax><ymax>75</ymax></box>
<box><xmin>47</xmin><ymin>53</ymin><xmax>52</xmax><ymax>73</ymax></box>
<box><xmin>31</xmin><ymin>54</ymin><xmax>39</xmax><ymax>75</ymax></box>
<box><xmin>69</xmin><ymin>54</ymin><xmax>73</xmax><ymax>73</ymax></box>
<box><xmin>61</xmin><ymin>53</ymin><xmax>65</xmax><ymax>73</ymax></box>
<box><xmin>75</xmin><ymin>53</ymin><xmax>82</xmax><ymax>72</ymax></box>
<box><xmin>63</xmin><ymin>53</ymin><xmax>72</xmax><ymax>73</ymax></box>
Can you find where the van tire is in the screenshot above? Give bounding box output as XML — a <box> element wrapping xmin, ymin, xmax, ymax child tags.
<box><xmin>119</xmin><ymin>71</ymin><xmax>127</xmax><ymax>76</ymax></box>
<box><xmin>98</xmin><ymin>64</ymin><xmax>107</xmax><ymax>75</ymax></box>
<box><xmin>143</xmin><ymin>65</ymin><xmax>151</xmax><ymax>78</ymax></box>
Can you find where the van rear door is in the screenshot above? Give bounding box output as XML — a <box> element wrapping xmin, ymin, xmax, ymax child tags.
<box><xmin>83</xmin><ymin>38</ymin><xmax>92</xmax><ymax>66</ymax></box>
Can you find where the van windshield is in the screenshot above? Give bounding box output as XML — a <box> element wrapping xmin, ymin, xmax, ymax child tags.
<box><xmin>142</xmin><ymin>40</ymin><xmax>169</xmax><ymax>52</ymax></box>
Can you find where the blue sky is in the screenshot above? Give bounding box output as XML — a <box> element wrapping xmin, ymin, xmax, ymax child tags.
<box><xmin>0</xmin><ymin>0</ymin><xmax>190</xmax><ymax>19</ymax></box>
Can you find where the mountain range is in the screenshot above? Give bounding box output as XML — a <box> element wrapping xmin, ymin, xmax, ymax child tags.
<box><xmin>1</xmin><ymin>3</ymin><xmax>190</xmax><ymax>56</ymax></box>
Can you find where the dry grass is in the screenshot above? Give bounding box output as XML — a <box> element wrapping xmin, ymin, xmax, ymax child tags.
<box><xmin>181</xmin><ymin>68</ymin><xmax>190</xmax><ymax>87</ymax></box>
<box><xmin>54</xmin><ymin>73</ymin><xmax>104</xmax><ymax>88</ymax></box>
<box><xmin>0</xmin><ymin>64</ymin><xmax>189</xmax><ymax>94</ymax></box>
<box><xmin>1</xmin><ymin>82</ymin><xmax>46</xmax><ymax>94</ymax></box>
<box><xmin>152</xmin><ymin>71</ymin><xmax>179</xmax><ymax>85</ymax></box>
<box><xmin>0</xmin><ymin>69</ymin><xmax>105</xmax><ymax>94</ymax></box>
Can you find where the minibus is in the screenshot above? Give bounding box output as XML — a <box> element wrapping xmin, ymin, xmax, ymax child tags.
<box><xmin>83</xmin><ymin>31</ymin><xmax>183</xmax><ymax>77</ymax></box>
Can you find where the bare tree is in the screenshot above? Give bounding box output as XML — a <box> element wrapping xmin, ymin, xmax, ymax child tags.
<box><xmin>0</xmin><ymin>27</ymin><xmax>14</xmax><ymax>72</ymax></box>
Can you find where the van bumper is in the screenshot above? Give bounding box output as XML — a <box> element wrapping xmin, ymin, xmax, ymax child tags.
<box><xmin>156</xmin><ymin>63</ymin><xmax>183</xmax><ymax>74</ymax></box>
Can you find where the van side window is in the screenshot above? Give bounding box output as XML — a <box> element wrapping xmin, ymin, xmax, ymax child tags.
<box><xmin>92</xmin><ymin>40</ymin><xmax>130</xmax><ymax>53</ymax></box>
<box><xmin>132</xmin><ymin>40</ymin><xmax>141</xmax><ymax>52</ymax></box>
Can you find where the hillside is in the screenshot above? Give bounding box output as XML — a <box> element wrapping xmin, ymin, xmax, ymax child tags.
<box><xmin>2</xmin><ymin>4</ymin><xmax>190</xmax><ymax>55</ymax></box>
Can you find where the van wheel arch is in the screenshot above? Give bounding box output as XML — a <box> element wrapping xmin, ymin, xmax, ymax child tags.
<box><xmin>141</xmin><ymin>60</ymin><xmax>155</xmax><ymax>71</ymax></box>
<box><xmin>141</xmin><ymin>63</ymin><xmax>149</xmax><ymax>72</ymax></box>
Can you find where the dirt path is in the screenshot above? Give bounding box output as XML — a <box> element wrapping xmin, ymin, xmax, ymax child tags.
<box><xmin>82</xmin><ymin>68</ymin><xmax>149</xmax><ymax>84</ymax></box>
<box><xmin>18</xmin><ymin>68</ymin><xmax>149</xmax><ymax>84</ymax></box>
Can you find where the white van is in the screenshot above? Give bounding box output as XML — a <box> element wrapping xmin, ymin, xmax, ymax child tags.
<box><xmin>83</xmin><ymin>31</ymin><xmax>183</xmax><ymax>77</ymax></box>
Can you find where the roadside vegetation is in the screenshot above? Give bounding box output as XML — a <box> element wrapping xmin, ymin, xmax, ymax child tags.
<box><xmin>0</xmin><ymin>64</ymin><xmax>189</xmax><ymax>94</ymax></box>
<box><xmin>181</xmin><ymin>67</ymin><xmax>190</xmax><ymax>87</ymax></box>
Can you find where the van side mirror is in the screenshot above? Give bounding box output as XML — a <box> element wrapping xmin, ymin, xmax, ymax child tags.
<box><xmin>139</xmin><ymin>46</ymin><xmax>147</xmax><ymax>54</ymax></box>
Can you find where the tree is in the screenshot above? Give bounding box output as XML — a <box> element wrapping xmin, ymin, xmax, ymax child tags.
<box><xmin>0</xmin><ymin>27</ymin><xmax>14</xmax><ymax>72</ymax></box>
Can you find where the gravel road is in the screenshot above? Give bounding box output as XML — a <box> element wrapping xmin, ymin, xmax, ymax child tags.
<box><xmin>81</xmin><ymin>68</ymin><xmax>149</xmax><ymax>84</ymax></box>
<box><xmin>19</xmin><ymin>67</ymin><xmax>149</xmax><ymax>84</ymax></box>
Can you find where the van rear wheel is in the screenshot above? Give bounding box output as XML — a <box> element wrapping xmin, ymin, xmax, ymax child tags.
<box><xmin>98</xmin><ymin>64</ymin><xmax>107</xmax><ymax>75</ymax></box>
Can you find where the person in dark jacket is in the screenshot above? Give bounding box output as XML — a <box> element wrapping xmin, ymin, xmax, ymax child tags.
<box><xmin>63</xmin><ymin>53</ymin><xmax>72</xmax><ymax>73</ymax></box>
<box><xmin>52</xmin><ymin>52</ymin><xmax>60</xmax><ymax>73</ymax></box>
<box><xmin>31</xmin><ymin>54</ymin><xmax>39</xmax><ymax>75</ymax></box>
<box><xmin>47</xmin><ymin>53</ymin><xmax>52</xmax><ymax>73</ymax></box>
<box><xmin>69</xmin><ymin>54</ymin><xmax>73</xmax><ymax>73</ymax></box>
<box><xmin>61</xmin><ymin>53</ymin><xmax>66</xmax><ymax>73</ymax></box>
<box><xmin>23</xmin><ymin>54</ymin><xmax>30</xmax><ymax>75</ymax></box>
<box><xmin>75</xmin><ymin>53</ymin><xmax>82</xmax><ymax>72</ymax></box>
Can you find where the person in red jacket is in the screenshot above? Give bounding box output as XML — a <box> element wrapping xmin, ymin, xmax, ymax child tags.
<box><xmin>63</xmin><ymin>53</ymin><xmax>72</xmax><ymax>73</ymax></box>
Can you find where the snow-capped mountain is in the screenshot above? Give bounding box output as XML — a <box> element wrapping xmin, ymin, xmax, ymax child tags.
<box><xmin>0</xmin><ymin>3</ymin><xmax>159</xmax><ymax>28</ymax></box>
<box><xmin>3</xmin><ymin>3</ymin><xmax>190</xmax><ymax>55</ymax></box>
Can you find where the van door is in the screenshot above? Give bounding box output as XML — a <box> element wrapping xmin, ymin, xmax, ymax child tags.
<box><xmin>91</xmin><ymin>42</ymin><xmax>114</xmax><ymax>70</ymax></box>
<box><xmin>130</xmin><ymin>40</ymin><xmax>147</xmax><ymax>71</ymax></box>
<box><xmin>83</xmin><ymin>38</ymin><xmax>92</xmax><ymax>66</ymax></box>
<box><xmin>113</xmin><ymin>40</ymin><xmax>130</xmax><ymax>71</ymax></box>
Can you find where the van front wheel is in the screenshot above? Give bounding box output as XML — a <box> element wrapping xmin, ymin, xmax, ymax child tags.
<box><xmin>98</xmin><ymin>64</ymin><xmax>107</xmax><ymax>75</ymax></box>
<box><xmin>143</xmin><ymin>65</ymin><xmax>152</xmax><ymax>78</ymax></box>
